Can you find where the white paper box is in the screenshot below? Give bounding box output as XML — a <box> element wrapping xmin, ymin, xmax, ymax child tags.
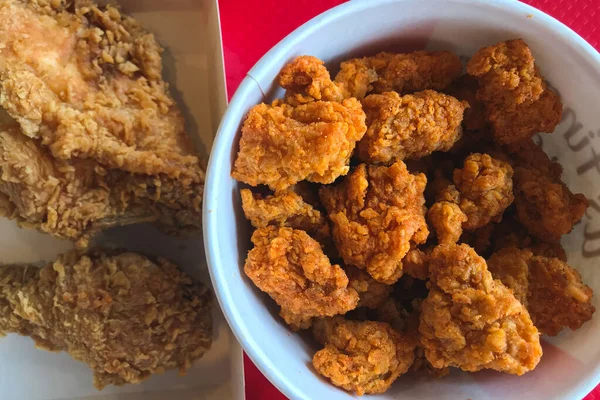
<box><xmin>0</xmin><ymin>1</ymin><xmax>242</xmax><ymax>399</ymax></box>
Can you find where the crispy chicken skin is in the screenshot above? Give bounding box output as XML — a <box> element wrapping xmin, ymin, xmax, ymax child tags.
<box><xmin>420</xmin><ymin>244</ymin><xmax>542</xmax><ymax>375</ymax></box>
<box><xmin>488</xmin><ymin>247</ymin><xmax>595</xmax><ymax>336</ymax></box>
<box><xmin>453</xmin><ymin>153</ymin><xmax>514</xmax><ymax>230</ymax></box>
<box><xmin>335</xmin><ymin>51</ymin><xmax>462</xmax><ymax>99</ymax></box>
<box><xmin>427</xmin><ymin>201</ymin><xmax>467</xmax><ymax>244</ymax></box>
<box><xmin>320</xmin><ymin>162</ymin><xmax>429</xmax><ymax>284</ymax></box>
<box><xmin>467</xmin><ymin>39</ymin><xmax>562</xmax><ymax>144</ymax></box>
<box><xmin>312</xmin><ymin>317</ymin><xmax>416</xmax><ymax>395</ymax></box>
<box><xmin>278</xmin><ymin>56</ymin><xmax>344</xmax><ymax>105</ymax></box>
<box><xmin>232</xmin><ymin>99</ymin><xmax>366</xmax><ymax>191</ymax></box>
<box><xmin>244</xmin><ymin>226</ymin><xmax>359</xmax><ymax>330</ymax></box>
<box><xmin>346</xmin><ymin>266</ymin><xmax>392</xmax><ymax>309</ymax></box>
<box><xmin>240</xmin><ymin>188</ymin><xmax>330</xmax><ymax>243</ymax></box>
<box><xmin>0</xmin><ymin>251</ymin><xmax>213</xmax><ymax>389</ymax></box>
<box><xmin>0</xmin><ymin>0</ymin><xmax>205</xmax><ymax>182</ymax></box>
<box><xmin>514</xmin><ymin>166</ymin><xmax>588</xmax><ymax>242</ymax></box>
<box><xmin>357</xmin><ymin>90</ymin><xmax>467</xmax><ymax>163</ymax></box>
<box><xmin>0</xmin><ymin>118</ymin><xmax>202</xmax><ymax>247</ymax></box>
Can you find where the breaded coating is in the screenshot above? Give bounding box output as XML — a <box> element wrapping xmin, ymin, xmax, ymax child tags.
<box><xmin>467</xmin><ymin>39</ymin><xmax>563</xmax><ymax>144</ymax></box>
<box><xmin>505</xmin><ymin>138</ymin><xmax>563</xmax><ymax>179</ymax></box>
<box><xmin>358</xmin><ymin>90</ymin><xmax>466</xmax><ymax>163</ymax></box>
<box><xmin>312</xmin><ymin>317</ymin><xmax>416</xmax><ymax>395</ymax></box>
<box><xmin>278</xmin><ymin>56</ymin><xmax>344</xmax><ymax>105</ymax></box>
<box><xmin>427</xmin><ymin>201</ymin><xmax>467</xmax><ymax>244</ymax></box>
<box><xmin>0</xmin><ymin>122</ymin><xmax>202</xmax><ymax>247</ymax></box>
<box><xmin>0</xmin><ymin>0</ymin><xmax>204</xmax><ymax>182</ymax></box>
<box><xmin>514</xmin><ymin>166</ymin><xmax>588</xmax><ymax>242</ymax></box>
<box><xmin>453</xmin><ymin>153</ymin><xmax>514</xmax><ymax>230</ymax></box>
<box><xmin>0</xmin><ymin>251</ymin><xmax>213</xmax><ymax>389</ymax></box>
<box><xmin>402</xmin><ymin>248</ymin><xmax>430</xmax><ymax>280</ymax></box>
<box><xmin>460</xmin><ymin>222</ymin><xmax>496</xmax><ymax>256</ymax></box>
<box><xmin>244</xmin><ymin>226</ymin><xmax>359</xmax><ymax>330</ymax></box>
<box><xmin>488</xmin><ymin>248</ymin><xmax>595</xmax><ymax>336</ymax></box>
<box><xmin>445</xmin><ymin>75</ymin><xmax>488</xmax><ymax>132</ymax></box>
<box><xmin>320</xmin><ymin>162</ymin><xmax>429</xmax><ymax>284</ymax></box>
<box><xmin>420</xmin><ymin>244</ymin><xmax>542</xmax><ymax>375</ymax></box>
<box><xmin>232</xmin><ymin>99</ymin><xmax>366</xmax><ymax>191</ymax></box>
<box><xmin>240</xmin><ymin>188</ymin><xmax>330</xmax><ymax>243</ymax></box>
<box><xmin>335</xmin><ymin>51</ymin><xmax>462</xmax><ymax>99</ymax></box>
<box><xmin>346</xmin><ymin>266</ymin><xmax>392</xmax><ymax>309</ymax></box>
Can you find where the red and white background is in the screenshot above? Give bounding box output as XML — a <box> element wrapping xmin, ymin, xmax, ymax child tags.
<box><xmin>217</xmin><ymin>1</ymin><xmax>600</xmax><ymax>399</ymax></box>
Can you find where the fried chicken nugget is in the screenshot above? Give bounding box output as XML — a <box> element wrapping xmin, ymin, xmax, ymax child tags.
<box><xmin>335</xmin><ymin>51</ymin><xmax>462</xmax><ymax>99</ymax></box>
<box><xmin>357</xmin><ymin>90</ymin><xmax>467</xmax><ymax>163</ymax></box>
<box><xmin>232</xmin><ymin>99</ymin><xmax>366</xmax><ymax>191</ymax></box>
<box><xmin>244</xmin><ymin>226</ymin><xmax>359</xmax><ymax>330</ymax></box>
<box><xmin>320</xmin><ymin>162</ymin><xmax>429</xmax><ymax>284</ymax></box>
<box><xmin>312</xmin><ymin>317</ymin><xmax>416</xmax><ymax>395</ymax></box>
<box><xmin>427</xmin><ymin>201</ymin><xmax>467</xmax><ymax>244</ymax></box>
<box><xmin>240</xmin><ymin>188</ymin><xmax>330</xmax><ymax>243</ymax></box>
<box><xmin>0</xmin><ymin>251</ymin><xmax>213</xmax><ymax>389</ymax></box>
<box><xmin>346</xmin><ymin>266</ymin><xmax>392</xmax><ymax>309</ymax></box>
<box><xmin>488</xmin><ymin>247</ymin><xmax>595</xmax><ymax>336</ymax></box>
<box><xmin>278</xmin><ymin>56</ymin><xmax>344</xmax><ymax>105</ymax></box>
<box><xmin>514</xmin><ymin>166</ymin><xmax>588</xmax><ymax>242</ymax></box>
<box><xmin>467</xmin><ymin>39</ymin><xmax>562</xmax><ymax>144</ymax></box>
<box><xmin>420</xmin><ymin>244</ymin><xmax>542</xmax><ymax>375</ymax></box>
<box><xmin>453</xmin><ymin>153</ymin><xmax>514</xmax><ymax>230</ymax></box>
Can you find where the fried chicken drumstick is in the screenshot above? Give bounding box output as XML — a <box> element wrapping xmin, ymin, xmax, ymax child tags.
<box><xmin>0</xmin><ymin>251</ymin><xmax>213</xmax><ymax>389</ymax></box>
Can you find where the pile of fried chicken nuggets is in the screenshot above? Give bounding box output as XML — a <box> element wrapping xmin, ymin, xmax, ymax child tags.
<box><xmin>232</xmin><ymin>39</ymin><xmax>596</xmax><ymax>396</ymax></box>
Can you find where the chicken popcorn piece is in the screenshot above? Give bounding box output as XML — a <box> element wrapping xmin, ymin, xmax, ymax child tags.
<box><xmin>278</xmin><ymin>55</ymin><xmax>344</xmax><ymax>105</ymax></box>
<box><xmin>232</xmin><ymin>99</ymin><xmax>366</xmax><ymax>191</ymax></box>
<box><xmin>335</xmin><ymin>51</ymin><xmax>462</xmax><ymax>99</ymax></box>
<box><xmin>312</xmin><ymin>317</ymin><xmax>416</xmax><ymax>395</ymax></box>
<box><xmin>244</xmin><ymin>226</ymin><xmax>359</xmax><ymax>330</ymax></box>
<box><xmin>488</xmin><ymin>247</ymin><xmax>595</xmax><ymax>336</ymax></box>
<box><xmin>420</xmin><ymin>243</ymin><xmax>542</xmax><ymax>375</ymax></box>
<box><xmin>427</xmin><ymin>201</ymin><xmax>467</xmax><ymax>244</ymax></box>
<box><xmin>0</xmin><ymin>251</ymin><xmax>213</xmax><ymax>389</ymax></box>
<box><xmin>467</xmin><ymin>39</ymin><xmax>563</xmax><ymax>144</ymax></box>
<box><xmin>357</xmin><ymin>90</ymin><xmax>467</xmax><ymax>163</ymax></box>
<box><xmin>453</xmin><ymin>153</ymin><xmax>514</xmax><ymax>230</ymax></box>
<box><xmin>240</xmin><ymin>188</ymin><xmax>330</xmax><ymax>243</ymax></box>
<box><xmin>346</xmin><ymin>266</ymin><xmax>392</xmax><ymax>309</ymax></box>
<box><xmin>514</xmin><ymin>166</ymin><xmax>588</xmax><ymax>242</ymax></box>
<box><xmin>320</xmin><ymin>162</ymin><xmax>429</xmax><ymax>284</ymax></box>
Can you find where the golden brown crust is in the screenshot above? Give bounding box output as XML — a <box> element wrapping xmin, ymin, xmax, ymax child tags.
<box><xmin>278</xmin><ymin>56</ymin><xmax>344</xmax><ymax>105</ymax></box>
<box><xmin>244</xmin><ymin>227</ymin><xmax>359</xmax><ymax>330</ymax></box>
<box><xmin>453</xmin><ymin>153</ymin><xmax>514</xmax><ymax>230</ymax></box>
<box><xmin>335</xmin><ymin>51</ymin><xmax>462</xmax><ymax>99</ymax></box>
<box><xmin>357</xmin><ymin>90</ymin><xmax>466</xmax><ymax>163</ymax></box>
<box><xmin>420</xmin><ymin>244</ymin><xmax>542</xmax><ymax>375</ymax></box>
<box><xmin>320</xmin><ymin>162</ymin><xmax>429</xmax><ymax>284</ymax></box>
<box><xmin>346</xmin><ymin>266</ymin><xmax>392</xmax><ymax>309</ymax></box>
<box><xmin>232</xmin><ymin>99</ymin><xmax>366</xmax><ymax>191</ymax></box>
<box><xmin>427</xmin><ymin>201</ymin><xmax>467</xmax><ymax>244</ymax></box>
<box><xmin>312</xmin><ymin>317</ymin><xmax>416</xmax><ymax>395</ymax></box>
<box><xmin>0</xmin><ymin>251</ymin><xmax>212</xmax><ymax>389</ymax></box>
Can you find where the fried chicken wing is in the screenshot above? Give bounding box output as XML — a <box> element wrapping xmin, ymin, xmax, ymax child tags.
<box><xmin>244</xmin><ymin>226</ymin><xmax>359</xmax><ymax>330</ymax></box>
<box><xmin>420</xmin><ymin>243</ymin><xmax>542</xmax><ymax>374</ymax></box>
<box><xmin>357</xmin><ymin>90</ymin><xmax>467</xmax><ymax>163</ymax></box>
<box><xmin>335</xmin><ymin>51</ymin><xmax>462</xmax><ymax>99</ymax></box>
<box><xmin>488</xmin><ymin>247</ymin><xmax>595</xmax><ymax>336</ymax></box>
<box><xmin>453</xmin><ymin>153</ymin><xmax>514</xmax><ymax>230</ymax></box>
<box><xmin>0</xmin><ymin>119</ymin><xmax>202</xmax><ymax>247</ymax></box>
<box><xmin>232</xmin><ymin>99</ymin><xmax>366</xmax><ymax>191</ymax></box>
<box><xmin>312</xmin><ymin>317</ymin><xmax>416</xmax><ymax>395</ymax></box>
<box><xmin>514</xmin><ymin>166</ymin><xmax>588</xmax><ymax>242</ymax></box>
<box><xmin>278</xmin><ymin>56</ymin><xmax>344</xmax><ymax>105</ymax></box>
<box><xmin>320</xmin><ymin>162</ymin><xmax>429</xmax><ymax>284</ymax></box>
<box><xmin>467</xmin><ymin>39</ymin><xmax>562</xmax><ymax>144</ymax></box>
<box><xmin>0</xmin><ymin>0</ymin><xmax>204</xmax><ymax>182</ymax></box>
<box><xmin>0</xmin><ymin>251</ymin><xmax>213</xmax><ymax>389</ymax></box>
<box><xmin>240</xmin><ymin>188</ymin><xmax>330</xmax><ymax>243</ymax></box>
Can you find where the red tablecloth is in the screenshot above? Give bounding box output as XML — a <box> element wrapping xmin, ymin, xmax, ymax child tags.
<box><xmin>218</xmin><ymin>1</ymin><xmax>600</xmax><ymax>399</ymax></box>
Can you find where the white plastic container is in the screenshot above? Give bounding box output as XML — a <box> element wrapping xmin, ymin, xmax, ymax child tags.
<box><xmin>0</xmin><ymin>1</ymin><xmax>244</xmax><ymax>399</ymax></box>
<box><xmin>204</xmin><ymin>0</ymin><xmax>600</xmax><ymax>399</ymax></box>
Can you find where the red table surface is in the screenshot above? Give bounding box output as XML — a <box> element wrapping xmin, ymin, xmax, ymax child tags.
<box><xmin>218</xmin><ymin>1</ymin><xmax>600</xmax><ymax>399</ymax></box>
